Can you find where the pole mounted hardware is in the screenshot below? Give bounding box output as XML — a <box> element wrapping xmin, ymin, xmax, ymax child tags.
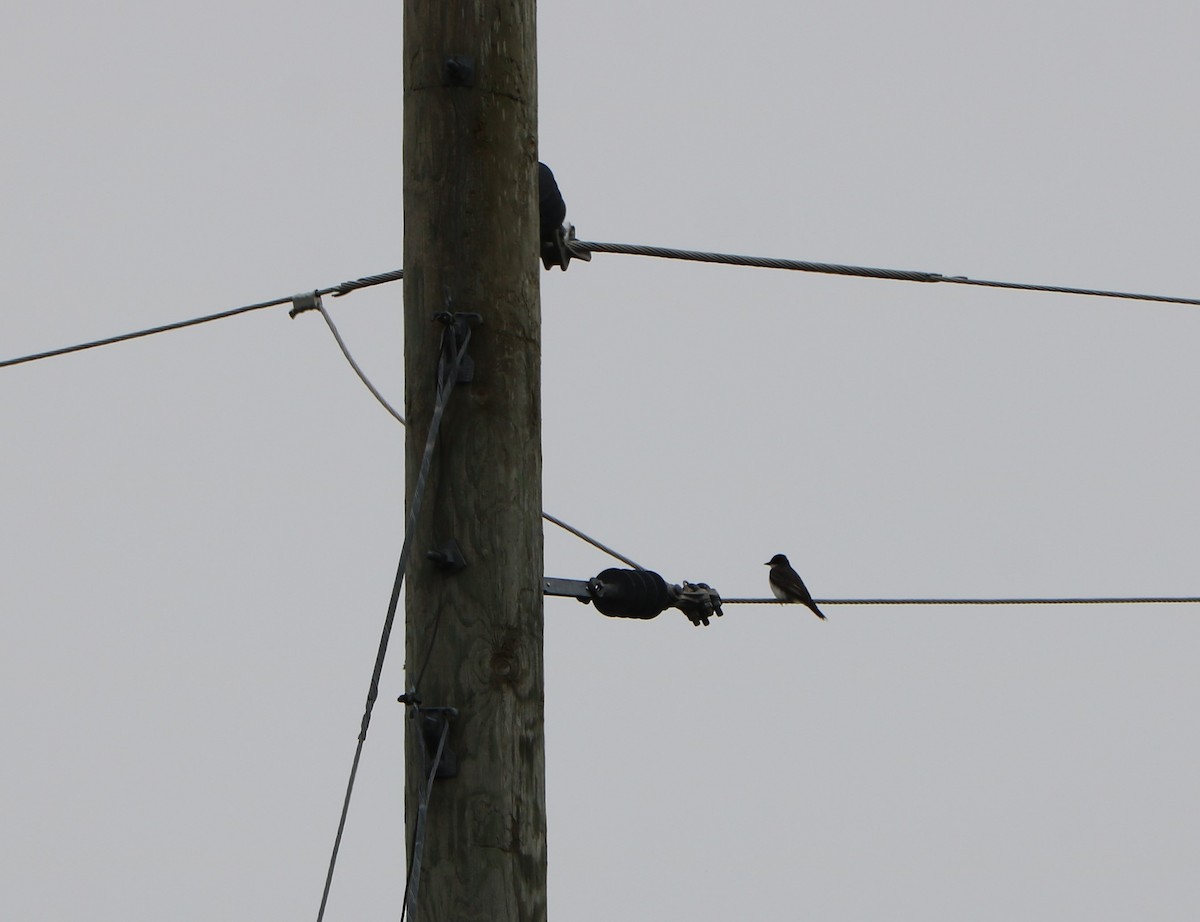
<box><xmin>427</xmin><ymin>538</ymin><xmax>467</xmax><ymax>573</ymax></box>
<box><xmin>435</xmin><ymin>311</ymin><xmax>482</xmax><ymax>385</ymax></box>
<box><xmin>288</xmin><ymin>290</ymin><xmax>323</xmax><ymax>318</ymax></box>
<box><xmin>542</xmin><ymin>223</ymin><xmax>590</xmax><ymax>272</ymax></box>
<box><xmin>443</xmin><ymin>55</ymin><xmax>475</xmax><ymax>87</ymax></box>
<box><xmin>544</xmin><ymin>568</ymin><xmax>725</xmax><ymax>627</ymax></box>
<box><xmin>538</xmin><ymin>163</ymin><xmax>589</xmax><ymax>272</ymax></box>
<box><xmin>417</xmin><ymin>706</ymin><xmax>459</xmax><ymax>780</ymax></box>
<box><xmin>399</xmin><ymin>703</ymin><xmax>458</xmax><ymax>922</ymax></box>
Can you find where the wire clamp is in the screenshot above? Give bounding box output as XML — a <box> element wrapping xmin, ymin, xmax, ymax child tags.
<box><xmin>434</xmin><ymin>311</ymin><xmax>482</xmax><ymax>384</ymax></box>
<box><xmin>544</xmin><ymin>223</ymin><xmax>591</xmax><ymax>272</ymax></box>
<box><xmin>399</xmin><ymin>700</ymin><xmax>460</xmax><ymax>781</ymax></box>
<box><xmin>400</xmin><ymin>702</ymin><xmax>458</xmax><ymax>922</ymax></box>
<box><xmin>288</xmin><ymin>290</ymin><xmax>323</xmax><ymax>319</ymax></box>
<box><xmin>670</xmin><ymin>581</ymin><xmax>724</xmax><ymax>627</ymax></box>
<box><xmin>543</xmin><ymin>577</ymin><xmax>595</xmax><ymax>603</ymax></box>
<box><xmin>427</xmin><ymin>538</ymin><xmax>467</xmax><ymax>572</ymax></box>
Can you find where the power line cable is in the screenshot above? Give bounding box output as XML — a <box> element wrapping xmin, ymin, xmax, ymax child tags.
<box><xmin>567</xmin><ymin>239</ymin><xmax>1200</xmax><ymax>308</ymax></box>
<box><xmin>721</xmin><ymin>596</ymin><xmax>1200</xmax><ymax>606</ymax></box>
<box><xmin>0</xmin><ymin>297</ymin><xmax>292</xmax><ymax>369</ymax></box>
<box><xmin>13</xmin><ymin>229</ymin><xmax>1200</xmax><ymax>372</ymax></box>
<box><xmin>0</xmin><ymin>269</ymin><xmax>404</xmax><ymax>370</ymax></box>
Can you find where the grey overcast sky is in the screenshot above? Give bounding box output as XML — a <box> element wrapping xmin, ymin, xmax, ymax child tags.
<box><xmin>3</xmin><ymin>1</ymin><xmax>1200</xmax><ymax>919</ymax></box>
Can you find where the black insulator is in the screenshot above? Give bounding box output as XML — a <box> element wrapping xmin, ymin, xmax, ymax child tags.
<box><xmin>591</xmin><ymin>568</ymin><xmax>672</xmax><ymax>620</ymax></box>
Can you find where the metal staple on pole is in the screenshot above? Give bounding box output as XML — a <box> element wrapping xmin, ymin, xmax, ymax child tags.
<box><xmin>402</xmin><ymin>714</ymin><xmax>451</xmax><ymax>922</ymax></box>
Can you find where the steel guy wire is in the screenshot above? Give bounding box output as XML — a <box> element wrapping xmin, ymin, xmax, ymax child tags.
<box><xmin>400</xmin><ymin>715</ymin><xmax>451</xmax><ymax>922</ymax></box>
<box><xmin>566</xmin><ymin>239</ymin><xmax>1200</xmax><ymax>308</ymax></box>
<box><xmin>539</xmin><ymin>512</ymin><xmax>645</xmax><ymax>570</ymax></box>
<box><xmin>315</xmin><ymin>317</ymin><xmax>467</xmax><ymax>922</ymax></box>
<box><xmin>409</xmin><ymin>324</ymin><xmax>475</xmax><ymax>694</ymax></box>
<box><xmin>330</xmin><ymin>269</ymin><xmax>405</xmax><ymax>298</ymax></box>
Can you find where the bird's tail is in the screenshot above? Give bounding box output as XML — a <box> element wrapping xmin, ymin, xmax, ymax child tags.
<box><xmin>809</xmin><ymin>603</ymin><xmax>827</xmax><ymax>621</ymax></box>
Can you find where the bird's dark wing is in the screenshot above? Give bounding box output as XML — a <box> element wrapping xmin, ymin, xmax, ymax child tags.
<box><xmin>775</xmin><ymin>567</ymin><xmax>813</xmax><ymax>601</ymax></box>
<box><xmin>538</xmin><ymin>163</ymin><xmax>566</xmax><ymax>243</ymax></box>
<box><xmin>773</xmin><ymin>565</ymin><xmax>826</xmax><ymax>620</ymax></box>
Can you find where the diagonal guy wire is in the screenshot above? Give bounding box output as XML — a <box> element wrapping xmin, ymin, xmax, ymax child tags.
<box><xmin>315</xmin><ymin>318</ymin><xmax>469</xmax><ymax>922</ymax></box>
<box><xmin>400</xmin><ymin>716</ymin><xmax>451</xmax><ymax>922</ymax></box>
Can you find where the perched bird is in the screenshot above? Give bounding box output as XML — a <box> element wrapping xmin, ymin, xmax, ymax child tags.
<box><xmin>538</xmin><ymin>162</ymin><xmax>567</xmax><ymax>243</ymax></box>
<box><xmin>765</xmin><ymin>553</ymin><xmax>826</xmax><ymax>620</ymax></box>
<box><xmin>536</xmin><ymin>162</ymin><xmax>589</xmax><ymax>271</ymax></box>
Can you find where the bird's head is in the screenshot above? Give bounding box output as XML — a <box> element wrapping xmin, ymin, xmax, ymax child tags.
<box><xmin>765</xmin><ymin>553</ymin><xmax>790</xmax><ymax>567</ymax></box>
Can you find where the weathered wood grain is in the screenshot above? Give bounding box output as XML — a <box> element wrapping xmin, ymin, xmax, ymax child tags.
<box><xmin>403</xmin><ymin>1</ymin><xmax>545</xmax><ymax>920</ymax></box>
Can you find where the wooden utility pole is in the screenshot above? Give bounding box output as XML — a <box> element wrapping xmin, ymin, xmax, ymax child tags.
<box><xmin>402</xmin><ymin>1</ymin><xmax>544</xmax><ymax>921</ymax></box>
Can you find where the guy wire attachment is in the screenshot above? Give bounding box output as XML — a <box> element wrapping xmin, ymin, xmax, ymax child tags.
<box><xmin>434</xmin><ymin>310</ymin><xmax>482</xmax><ymax>385</ymax></box>
<box><xmin>398</xmin><ymin>695</ymin><xmax>460</xmax><ymax>782</ymax></box>
<box><xmin>397</xmin><ymin>695</ymin><xmax>458</xmax><ymax>922</ymax></box>
<box><xmin>288</xmin><ymin>290</ymin><xmax>323</xmax><ymax>318</ymax></box>
<box><xmin>542</xmin><ymin>223</ymin><xmax>591</xmax><ymax>272</ymax></box>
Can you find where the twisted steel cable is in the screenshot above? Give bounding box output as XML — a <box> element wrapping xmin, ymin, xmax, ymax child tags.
<box><xmin>568</xmin><ymin>239</ymin><xmax>1200</xmax><ymax>307</ymax></box>
<box><xmin>568</xmin><ymin>239</ymin><xmax>940</xmax><ymax>283</ymax></box>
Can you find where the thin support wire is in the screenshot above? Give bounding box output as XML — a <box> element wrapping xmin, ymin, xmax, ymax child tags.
<box><xmin>540</xmin><ymin>512</ymin><xmax>645</xmax><ymax>570</ymax></box>
<box><xmin>937</xmin><ymin>275</ymin><xmax>1200</xmax><ymax>306</ymax></box>
<box><xmin>317</xmin><ymin>303</ymin><xmax>406</xmax><ymax>425</ymax></box>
